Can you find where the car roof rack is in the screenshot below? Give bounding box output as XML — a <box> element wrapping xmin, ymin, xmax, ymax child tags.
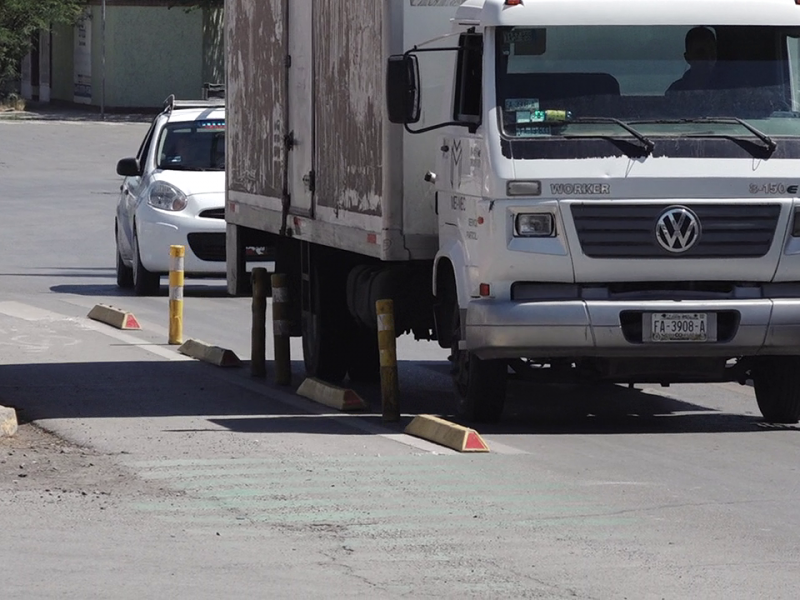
<box><xmin>162</xmin><ymin>94</ymin><xmax>225</xmax><ymax>113</ymax></box>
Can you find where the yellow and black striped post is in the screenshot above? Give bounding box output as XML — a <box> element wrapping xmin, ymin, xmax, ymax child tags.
<box><xmin>251</xmin><ymin>267</ymin><xmax>268</xmax><ymax>378</ymax></box>
<box><xmin>168</xmin><ymin>245</ymin><xmax>184</xmax><ymax>345</ymax></box>
<box><xmin>377</xmin><ymin>299</ymin><xmax>400</xmax><ymax>422</ymax></box>
<box><xmin>271</xmin><ymin>273</ymin><xmax>291</xmax><ymax>386</ymax></box>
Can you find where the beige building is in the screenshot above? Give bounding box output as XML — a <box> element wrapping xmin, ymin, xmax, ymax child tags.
<box><xmin>21</xmin><ymin>0</ymin><xmax>224</xmax><ymax>110</ymax></box>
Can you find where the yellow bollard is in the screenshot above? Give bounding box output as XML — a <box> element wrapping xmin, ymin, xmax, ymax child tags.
<box><xmin>376</xmin><ymin>299</ymin><xmax>400</xmax><ymax>422</ymax></box>
<box><xmin>168</xmin><ymin>245</ymin><xmax>184</xmax><ymax>345</ymax></box>
<box><xmin>251</xmin><ymin>267</ymin><xmax>268</xmax><ymax>378</ymax></box>
<box><xmin>271</xmin><ymin>273</ymin><xmax>292</xmax><ymax>386</ymax></box>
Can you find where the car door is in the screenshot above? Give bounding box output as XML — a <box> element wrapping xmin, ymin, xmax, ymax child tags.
<box><xmin>118</xmin><ymin>118</ymin><xmax>158</xmax><ymax>255</ymax></box>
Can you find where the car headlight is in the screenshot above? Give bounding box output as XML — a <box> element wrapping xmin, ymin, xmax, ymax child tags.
<box><xmin>147</xmin><ymin>181</ymin><xmax>188</xmax><ymax>211</ymax></box>
<box><xmin>515</xmin><ymin>213</ymin><xmax>555</xmax><ymax>237</ymax></box>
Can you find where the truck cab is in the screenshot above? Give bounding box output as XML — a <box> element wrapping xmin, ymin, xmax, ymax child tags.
<box><xmin>389</xmin><ymin>0</ymin><xmax>800</xmax><ymax>422</ymax></box>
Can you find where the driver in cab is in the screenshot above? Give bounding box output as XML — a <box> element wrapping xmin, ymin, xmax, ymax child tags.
<box><xmin>666</xmin><ymin>26</ymin><xmax>718</xmax><ymax>94</ymax></box>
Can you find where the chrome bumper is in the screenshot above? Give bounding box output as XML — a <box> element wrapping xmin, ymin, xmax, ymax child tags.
<box><xmin>465</xmin><ymin>299</ymin><xmax>800</xmax><ymax>359</ymax></box>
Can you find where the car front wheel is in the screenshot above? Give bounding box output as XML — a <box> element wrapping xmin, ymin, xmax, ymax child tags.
<box><xmin>115</xmin><ymin>230</ymin><xmax>134</xmax><ymax>289</ymax></box>
<box><xmin>132</xmin><ymin>233</ymin><xmax>161</xmax><ymax>296</ymax></box>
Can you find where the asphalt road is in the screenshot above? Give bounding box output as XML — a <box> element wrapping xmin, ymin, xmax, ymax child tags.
<box><xmin>0</xmin><ymin>111</ymin><xmax>798</xmax><ymax>599</ymax></box>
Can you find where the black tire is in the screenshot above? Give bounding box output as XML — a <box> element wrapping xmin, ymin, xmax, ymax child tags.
<box><xmin>302</xmin><ymin>259</ymin><xmax>348</xmax><ymax>383</ymax></box>
<box><xmin>231</xmin><ymin>273</ymin><xmax>253</xmax><ymax>298</ymax></box>
<box><xmin>752</xmin><ymin>357</ymin><xmax>800</xmax><ymax>424</ymax></box>
<box><xmin>116</xmin><ymin>236</ymin><xmax>134</xmax><ymax>290</ymax></box>
<box><xmin>451</xmin><ymin>300</ymin><xmax>507</xmax><ymax>423</ymax></box>
<box><xmin>132</xmin><ymin>233</ymin><xmax>161</xmax><ymax>296</ymax></box>
<box><xmin>347</xmin><ymin>326</ymin><xmax>381</xmax><ymax>383</ymax></box>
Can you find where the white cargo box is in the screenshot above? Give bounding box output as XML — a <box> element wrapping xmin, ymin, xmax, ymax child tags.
<box><xmin>225</xmin><ymin>0</ymin><xmax>465</xmax><ymax>261</ymax></box>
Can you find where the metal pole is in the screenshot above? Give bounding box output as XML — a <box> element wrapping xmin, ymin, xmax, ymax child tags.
<box><xmin>271</xmin><ymin>273</ymin><xmax>292</xmax><ymax>386</ymax></box>
<box><xmin>168</xmin><ymin>245</ymin><xmax>185</xmax><ymax>345</ymax></box>
<box><xmin>251</xmin><ymin>268</ymin><xmax>268</xmax><ymax>378</ymax></box>
<box><xmin>101</xmin><ymin>0</ymin><xmax>106</xmax><ymax>120</ymax></box>
<box><xmin>377</xmin><ymin>299</ymin><xmax>400</xmax><ymax>422</ymax></box>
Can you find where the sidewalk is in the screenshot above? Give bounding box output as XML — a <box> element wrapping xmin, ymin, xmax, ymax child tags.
<box><xmin>0</xmin><ymin>102</ymin><xmax>154</xmax><ymax>123</ymax></box>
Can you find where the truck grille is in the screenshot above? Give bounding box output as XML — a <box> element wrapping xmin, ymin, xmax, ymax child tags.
<box><xmin>187</xmin><ymin>232</ymin><xmax>226</xmax><ymax>262</ymax></box>
<box><xmin>570</xmin><ymin>203</ymin><xmax>781</xmax><ymax>258</ymax></box>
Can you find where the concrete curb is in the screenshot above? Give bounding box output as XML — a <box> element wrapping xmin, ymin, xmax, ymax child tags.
<box><xmin>0</xmin><ymin>405</ymin><xmax>18</xmax><ymax>437</ymax></box>
<box><xmin>404</xmin><ymin>414</ymin><xmax>490</xmax><ymax>453</ymax></box>
<box><xmin>296</xmin><ymin>378</ymin><xmax>368</xmax><ymax>412</ymax></box>
<box><xmin>87</xmin><ymin>304</ymin><xmax>141</xmax><ymax>330</ymax></box>
<box><xmin>177</xmin><ymin>339</ymin><xmax>241</xmax><ymax>368</ymax></box>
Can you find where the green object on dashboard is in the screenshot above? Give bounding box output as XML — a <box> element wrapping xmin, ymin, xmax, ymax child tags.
<box><xmin>536</xmin><ymin>110</ymin><xmax>572</xmax><ymax>122</ymax></box>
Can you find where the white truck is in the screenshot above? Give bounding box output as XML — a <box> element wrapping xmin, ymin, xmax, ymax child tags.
<box><xmin>225</xmin><ymin>0</ymin><xmax>800</xmax><ymax>423</ymax></box>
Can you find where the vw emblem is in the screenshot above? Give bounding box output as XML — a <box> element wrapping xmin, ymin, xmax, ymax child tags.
<box><xmin>656</xmin><ymin>207</ymin><xmax>701</xmax><ymax>253</ymax></box>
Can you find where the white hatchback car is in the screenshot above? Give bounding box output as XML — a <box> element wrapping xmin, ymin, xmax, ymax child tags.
<box><xmin>115</xmin><ymin>97</ymin><xmax>227</xmax><ymax>295</ymax></box>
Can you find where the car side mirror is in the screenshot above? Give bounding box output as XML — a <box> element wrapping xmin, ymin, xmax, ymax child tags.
<box><xmin>116</xmin><ymin>157</ymin><xmax>141</xmax><ymax>177</ymax></box>
<box><xmin>387</xmin><ymin>54</ymin><xmax>421</xmax><ymax>125</ymax></box>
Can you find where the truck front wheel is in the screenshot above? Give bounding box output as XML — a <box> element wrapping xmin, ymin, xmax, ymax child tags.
<box><xmin>451</xmin><ymin>309</ymin><xmax>507</xmax><ymax>423</ymax></box>
<box><xmin>752</xmin><ymin>357</ymin><xmax>800</xmax><ymax>424</ymax></box>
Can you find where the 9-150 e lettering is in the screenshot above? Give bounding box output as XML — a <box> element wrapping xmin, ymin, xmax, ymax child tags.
<box><xmin>750</xmin><ymin>184</ymin><xmax>799</xmax><ymax>195</ymax></box>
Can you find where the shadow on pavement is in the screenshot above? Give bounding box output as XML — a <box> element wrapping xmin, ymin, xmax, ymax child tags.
<box><xmin>50</xmin><ymin>282</ymin><xmax>233</xmax><ymax>298</ymax></box>
<box><xmin>0</xmin><ymin>357</ymin><xmax>779</xmax><ymax>437</ymax></box>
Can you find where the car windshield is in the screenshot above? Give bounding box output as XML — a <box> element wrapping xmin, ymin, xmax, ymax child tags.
<box><xmin>156</xmin><ymin>119</ymin><xmax>225</xmax><ymax>171</ymax></box>
<box><xmin>496</xmin><ymin>25</ymin><xmax>800</xmax><ymax>139</ymax></box>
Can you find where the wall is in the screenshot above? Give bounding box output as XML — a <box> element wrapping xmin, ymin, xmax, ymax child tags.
<box><xmin>51</xmin><ymin>23</ymin><xmax>75</xmax><ymax>103</ymax></box>
<box><xmin>202</xmin><ymin>8</ymin><xmax>225</xmax><ymax>88</ymax></box>
<box><xmin>49</xmin><ymin>4</ymin><xmax>215</xmax><ymax>109</ymax></box>
<box><xmin>105</xmin><ymin>6</ymin><xmax>204</xmax><ymax>108</ymax></box>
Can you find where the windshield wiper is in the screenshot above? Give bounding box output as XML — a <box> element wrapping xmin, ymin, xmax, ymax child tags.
<box><xmin>561</xmin><ymin>117</ymin><xmax>655</xmax><ymax>156</ymax></box>
<box><xmin>633</xmin><ymin>117</ymin><xmax>777</xmax><ymax>156</ymax></box>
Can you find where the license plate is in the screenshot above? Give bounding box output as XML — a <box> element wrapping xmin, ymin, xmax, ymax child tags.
<box><xmin>648</xmin><ymin>312</ymin><xmax>709</xmax><ymax>342</ymax></box>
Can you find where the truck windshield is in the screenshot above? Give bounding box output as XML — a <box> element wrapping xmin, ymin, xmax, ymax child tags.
<box><xmin>156</xmin><ymin>120</ymin><xmax>226</xmax><ymax>171</ymax></box>
<box><xmin>496</xmin><ymin>25</ymin><xmax>800</xmax><ymax>140</ymax></box>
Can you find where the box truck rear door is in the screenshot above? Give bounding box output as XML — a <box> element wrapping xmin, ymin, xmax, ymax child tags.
<box><xmin>287</xmin><ymin>0</ymin><xmax>315</xmax><ymax>217</ymax></box>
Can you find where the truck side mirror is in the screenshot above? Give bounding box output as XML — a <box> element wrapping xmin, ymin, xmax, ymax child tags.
<box><xmin>386</xmin><ymin>54</ymin><xmax>421</xmax><ymax>125</ymax></box>
<box><xmin>116</xmin><ymin>157</ymin><xmax>141</xmax><ymax>177</ymax></box>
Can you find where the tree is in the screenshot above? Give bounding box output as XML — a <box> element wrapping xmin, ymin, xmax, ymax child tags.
<box><xmin>0</xmin><ymin>0</ymin><xmax>88</xmax><ymax>91</ymax></box>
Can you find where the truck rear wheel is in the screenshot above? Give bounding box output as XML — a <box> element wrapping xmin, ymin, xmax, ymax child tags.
<box><xmin>451</xmin><ymin>308</ymin><xmax>507</xmax><ymax>423</ymax></box>
<box><xmin>347</xmin><ymin>326</ymin><xmax>381</xmax><ymax>383</ymax></box>
<box><xmin>302</xmin><ymin>258</ymin><xmax>348</xmax><ymax>383</ymax></box>
<box><xmin>753</xmin><ymin>357</ymin><xmax>800</xmax><ymax>424</ymax></box>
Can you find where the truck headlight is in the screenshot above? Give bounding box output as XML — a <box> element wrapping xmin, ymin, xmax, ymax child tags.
<box><xmin>147</xmin><ymin>181</ymin><xmax>188</xmax><ymax>211</ymax></box>
<box><xmin>515</xmin><ymin>213</ymin><xmax>555</xmax><ymax>237</ymax></box>
<box><xmin>793</xmin><ymin>209</ymin><xmax>800</xmax><ymax>237</ymax></box>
